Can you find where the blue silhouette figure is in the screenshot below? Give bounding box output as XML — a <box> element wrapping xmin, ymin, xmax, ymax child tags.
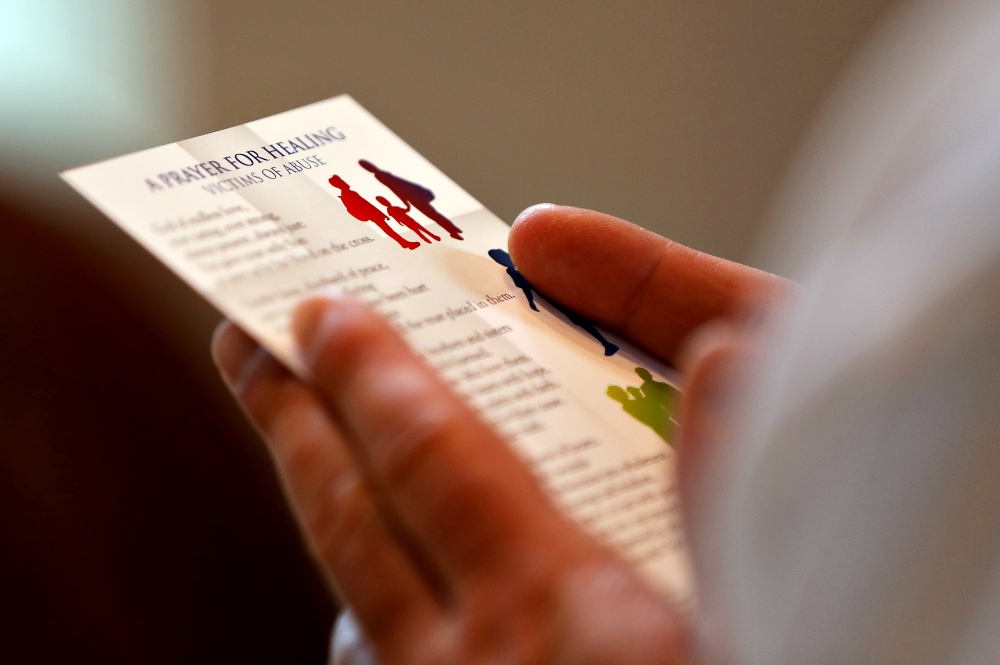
<box><xmin>488</xmin><ymin>249</ymin><xmax>619</xmax><ymax>356</ymax></box>
<box><xmin>489</xmin><ymin>248</ymin><xmax>539</xmax><ymax>311</ymax></box>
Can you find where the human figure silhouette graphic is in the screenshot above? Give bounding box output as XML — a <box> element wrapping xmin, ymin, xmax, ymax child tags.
<box><xmin>607</xmin><ymin>367</ymin><xmax>680</xmax><ymax>445</ymax></box>
<box><xmin>359</xmin><ymin>159</ymin><xmax>464</xmax><ymax>240</ymax></box>
<box><xmin>635</xmin><ymin>367</ymin><xmax>677</xmax><ymax>407</ymax></box>
<box><xmin>328</xmin><ymin>175</ymin><xmax>420</xmax><ymax>250</ymax></box>
<box><xmin>488</xmin><ymin>248</ymin><xmax>619</xmax><ymax>356</ymax></box>
<box><xmin>375</xmin><ymin>196</ymin><xmax>441</xmax><ymax>244</ymax></box>
<box><xmin>488</xmin><ymin>248</ymin><xmax>539</xmax><ymax>311</ymax></box>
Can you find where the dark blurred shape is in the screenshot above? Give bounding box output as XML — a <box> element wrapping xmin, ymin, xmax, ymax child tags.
<box><xmin>0</xmin><ymin>200</ymin><xmax>335</xmax><ymax>663</ymax></box>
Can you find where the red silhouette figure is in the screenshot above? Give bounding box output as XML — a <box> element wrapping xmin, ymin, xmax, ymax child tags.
<box><xmin>328</xmin><ymin>175</ymin><xmax>419</xmax><ymax>250</ymax></box>
<box><xmin>375</xmin><ymin>196</ymin><xmax>441</xmax><ymax>244</ymax></box>
<box><xmin>359</xmin><ymin>159</ymin><xmax>464</xmax><ymax>240</ymax></box>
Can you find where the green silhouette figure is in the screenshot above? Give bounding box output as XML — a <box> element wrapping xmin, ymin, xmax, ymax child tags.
<box><xmin>635</xmin><ymin>367</ymin><xmax>677</xmax><ymax>409</ymax></box>
<box><xmin>607</xmin><ymin>367</ymin><xmax>680</xmax><ymax>445</ymax></box>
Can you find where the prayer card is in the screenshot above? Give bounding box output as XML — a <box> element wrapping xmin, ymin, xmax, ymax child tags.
<box><xmin>62</xmin><ymin>95</ymin><xmax>691</xmax><ymax>600</ymax></box>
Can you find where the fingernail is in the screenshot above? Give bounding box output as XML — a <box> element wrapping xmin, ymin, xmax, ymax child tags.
<box><xmin>211</xmin><ymin>320</ymin><xmax>231</xmax><ymax>366</ymax></box>
<box><xmin>513</xmin><ymin>203</ymin><xmax>557</xmax><ymax>226</ymax></box>
<box><xmin>212</xmin><ymin>319</ymin><xmax>270</xmax><ymax>395</ymax></box>
<box><xmin>212</xmin><ymin>320</ymin><xmax>245</xmax><ymax>383</ymax></box>
<box><xmin>292</xmin><ymin>293</ymin><xmax>354</xmax><ymax>369</ymax></box>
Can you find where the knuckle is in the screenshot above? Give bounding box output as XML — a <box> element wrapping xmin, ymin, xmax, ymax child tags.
<box><xmin>427</xmin><ymin>474</ymin><xmax>500</xmax><ymax>547</ymax></box>
<box><xmin>308</xmin><ymin>468</ymin><xmax>373</xmax><ymax>566</ymax></box>
<box><xmin>454</xmin><ymin>567</ymin><xmax>568</xmax><ymax>663</ymax></box>
<box><xmin>408</xmin><ymin>631</ymin><xmax>455</xmax><ymax>665</ymax></box>
<box><xmin>260</xmin><ymin>387</ymin><xmax>325</xmax><ymax>461</ymax></box>
<box><xmin>234</xmin><ymin>354</ymin><xmax>287</xmax><ymax>419</ymax></box>
<box><xmin>474</xmin><ymin>557</ymin><xmax>561</xmax><ymax>614</ymax></box>
<box><xmin>374</xmin><ymin>406</ymin><xmax>455</xmax><ymax>494</ymax></box>
<box><xmin>356</xmin><ymin>594</ymin><xmax>423</xmax><ymax>648</ymax></box>
<box><xmin>276</xmin><ymin>423</ymin><xmax>327</xmax><ymax>480</ymax></box>
<box><xmin>233</xmin><ymin>347</ymin><xmax>279</xmax><ymax>397</ymax></box>
<box><xmin>313</xmin><ymin>309</ymin><xmax>390</xmax><ymax>381</ymax></box>
<box><xmin>377</xmin><ymin>416</ymin><xmax>515</xmax><ymax>569</ymax></box>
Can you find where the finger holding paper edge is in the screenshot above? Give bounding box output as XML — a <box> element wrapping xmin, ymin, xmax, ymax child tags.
<box><xmin>291</xmin><ymin>296</ymin><xmax>601</xmax><ymax>590</ymax></box>
<box><xmin>212</xmin><ymin>322</ymin><xmax>442</xmax><ymax>660</ymax></box>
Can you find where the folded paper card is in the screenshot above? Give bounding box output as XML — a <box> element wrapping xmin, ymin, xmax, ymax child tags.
<box><xmin>62</xmin><ymin>95</ymin><xmax>691</xmax><ymax>599</ymax></box>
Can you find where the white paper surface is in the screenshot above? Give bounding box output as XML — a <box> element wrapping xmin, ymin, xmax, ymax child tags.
<box><xmin>62</xmin><ymin>95</ymin><xmax>691</xmax><ymax>600</ymax></box>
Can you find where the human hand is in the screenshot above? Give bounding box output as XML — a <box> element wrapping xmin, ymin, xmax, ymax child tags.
<box><xmin>508</xmin><ymin>205</ymin><xmax>792</xmax><ymax>610</ymax></box>
<box><xmin>212</xmin><ymin>204</ymin><xmax>788</xmax><ymax>664</ymax></box>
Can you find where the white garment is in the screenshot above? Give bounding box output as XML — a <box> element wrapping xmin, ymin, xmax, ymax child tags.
<box><xmin>695</xmin><ymin>1</ymin><xmax>1000</xmax><ymax>663</ymax></box>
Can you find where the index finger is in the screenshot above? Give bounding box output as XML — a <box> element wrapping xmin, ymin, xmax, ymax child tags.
<box><xmin>508</xmin><ymin>204</ymin><xmax>789</xmax><ymax>362</ymax></box>
<box><xmin>292</xmin><ymin>296</ymin><xmax>599</xmax><ymax>587</ymax></box>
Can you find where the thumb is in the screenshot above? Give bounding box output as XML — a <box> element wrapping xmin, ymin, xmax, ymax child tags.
<box><xmin>674</xmin><ymin>320</ymin><xmax>748</xmax><ymax>542</ymax></box>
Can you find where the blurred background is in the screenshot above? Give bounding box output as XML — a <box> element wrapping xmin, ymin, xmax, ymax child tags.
<box><xmin>0</xmin><ymin>1</ymin><xmax>898</xmax><ymax>662</ymax></box>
